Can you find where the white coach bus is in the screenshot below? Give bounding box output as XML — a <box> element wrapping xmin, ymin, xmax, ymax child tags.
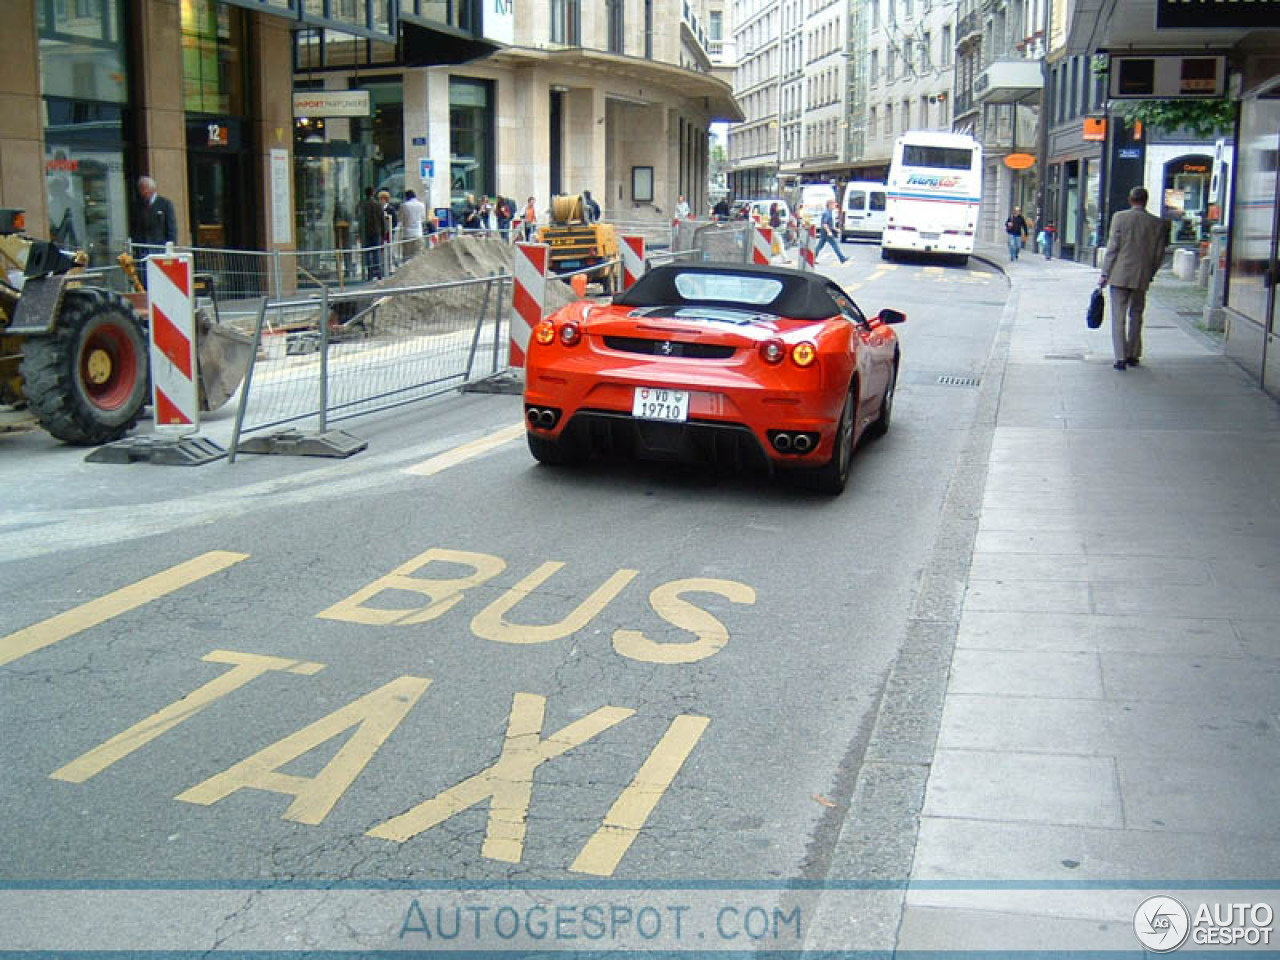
<box><xmin>882</xmin><ymin>131</ymin><xmax>983</xmax><ymax>264</ymax></box>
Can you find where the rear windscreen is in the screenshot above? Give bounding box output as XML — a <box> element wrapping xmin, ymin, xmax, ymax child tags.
<box><xmin>902</xmin><ymin>145</ymin><xmax>973</xmax><ymax>170</ymax></box>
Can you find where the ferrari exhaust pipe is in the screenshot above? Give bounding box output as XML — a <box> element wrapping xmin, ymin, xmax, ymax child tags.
<box><xmin>538</xmin><ymin>410</ymin><xmax>557</xmax><ymax>428</ymax></box>
<box><xmin>527</xmin><ymin>407</ymin><xmax>542</xmax><ymax>426</ymax></box>
<box><xmin>774</xmin><ymin>433</ymin><xmax>792</xmax><ymax>451</ymax></box>
<box><xmin>793</xmin><ymin>434</ymin><xmax>812</xmax><ymax>453</ymax></box>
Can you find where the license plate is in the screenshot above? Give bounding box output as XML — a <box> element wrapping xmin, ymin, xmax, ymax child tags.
<box><xmin>921</xmin><ymin>232</ymin><xmax>940</xmax><ymax>241</ymax></box>
<box><xmin>632</xmin><ymin>387</ymin><xmax>689</xmax><ymax>422</ymax></box>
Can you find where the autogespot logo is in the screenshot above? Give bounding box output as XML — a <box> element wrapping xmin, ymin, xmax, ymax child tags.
<box><xmin>1134</xmin><ymin>896</ymin><xmax>1191</xmax><ymax>952</ymax></box>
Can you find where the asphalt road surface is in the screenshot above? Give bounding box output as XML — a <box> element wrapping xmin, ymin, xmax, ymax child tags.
<box><xmin>1</xmin><ymin>245</ymin><xmax>1006</xmax><ymax>897</ymax></box>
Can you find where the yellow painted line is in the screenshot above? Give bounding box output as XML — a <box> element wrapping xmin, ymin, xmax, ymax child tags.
<box><xmin>0</xmin><ymin>551</ymin><xmax>249</xmax><ymax>667</ymax></box>
<box><xmin>571</xmin><ymin>714</ymin><xmax>711</xmax><ymax>876</ymax></box>
<box><xmin>368</xmin><ymin>693</ymin><xmax>635</xmax><ymax>862</ymax></box>
<box><xmin>402</xmin><ymin>423</ymin><xmax>525</xmax><ymax>477</ymax></box>
<box><xmin>51</xmin><ymin>650</ymin><xmax>326</xmax><ymax>784</ymax></box>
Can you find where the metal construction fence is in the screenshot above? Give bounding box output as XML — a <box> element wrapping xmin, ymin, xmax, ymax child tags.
<box><xmin>227</xmin><ymin>271</ymin><xmax>511</xmax><ymax>459</ymax></box>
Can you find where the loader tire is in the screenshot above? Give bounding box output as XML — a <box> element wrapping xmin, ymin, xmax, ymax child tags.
<box><xmin>20</xmin><ymin>287</ymin><xmax>148</xmax><ymax>446</ymax></box>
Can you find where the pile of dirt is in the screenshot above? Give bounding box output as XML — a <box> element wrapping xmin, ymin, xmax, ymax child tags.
<box><xmin>363</xmin><ymin>235</ymin><xmax>580</xmax><ymax>335</ymax></box>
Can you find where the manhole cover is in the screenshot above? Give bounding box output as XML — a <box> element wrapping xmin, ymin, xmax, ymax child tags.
<box><xmin>937</xmin><ymin>375</ymin><xmax>981</xmax><ymax>387</ymax></box>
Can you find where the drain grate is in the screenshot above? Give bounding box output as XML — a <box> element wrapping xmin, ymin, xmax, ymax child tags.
<box><xmin>937</xmin><ymin>374</ymin><xmax>981</xmax><ymax>387</ymax></box>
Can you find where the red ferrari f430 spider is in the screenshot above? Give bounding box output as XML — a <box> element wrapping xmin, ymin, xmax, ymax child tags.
<box><xmin>522</xmin><ymin>261</ymin><xmax>905</xmax><ymax>494</ymax></box>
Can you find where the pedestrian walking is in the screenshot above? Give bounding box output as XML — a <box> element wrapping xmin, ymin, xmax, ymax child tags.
<box><xmin>674</xmin><ymin>195</ymin><xmax>691</xmax><ymax>220</ymax></box>
<box><xmin>399</xmin><ymin>190</ymin><xmax>427</xmax><ymax>258</ymax></box>
<box><xmin>1099</xmin><ymin>186</ymin><xmax>1171</xmax><ymax>370</ymax></box>
<box><xmin>1004</xmin><ymin>206</ymin><xmax>1029</xmax><ymax>261</ymax></box>
<box><xmin>712</xmin><ymin>196</ymin><xmax>731</xmax><ymax>221</ymax></box>
<box><xmin>134</xmin><ymin>176</ymin><xmax>178</xmax><ymax>247</ymax></box>
<box><xmin>522</xmin><ymin>196</ymin><xmax>538</xmax><ymax>241</ymax></box>
<box><xmin>358</xmin><ymin>187</ymin><xmax>383</xmax><ymax>280</ymax></box>
<box><xmin>815</xmin><ymin>199</ymin><xmax>848</xmax><ymax>264</ymax></box>
<box><xmin>462</xmin><ymin>194</ymin><xmax>480</xmax><ymax>231</ymax></box>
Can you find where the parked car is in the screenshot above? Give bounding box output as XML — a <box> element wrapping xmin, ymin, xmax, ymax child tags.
<box><xmin>522</xmin><ymin>261</ymin><xmax>905</xmax><ymax>494</ymax></box>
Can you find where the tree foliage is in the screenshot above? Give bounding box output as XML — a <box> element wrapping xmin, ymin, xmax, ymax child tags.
<box><xmin>1113</xmin><ymin>98</ymin><xmax>1236</xmax><ymax>139</ymax></box>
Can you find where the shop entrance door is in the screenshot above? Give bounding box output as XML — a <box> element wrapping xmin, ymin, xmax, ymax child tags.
<box><xmin>188</xmin><ymin>149</ymin><xmax>254</xmax><ymax>251</ymax></box>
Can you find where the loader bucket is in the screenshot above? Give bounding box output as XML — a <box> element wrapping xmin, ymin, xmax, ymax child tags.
<box><xmin>196</xmin><ymin>308</ymin><xmax>253</xmax><ymax>412</ymax></box>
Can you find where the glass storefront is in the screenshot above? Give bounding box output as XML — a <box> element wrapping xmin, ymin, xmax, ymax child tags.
<box><xmin>1228</xmin><ymin>93</ymin><xmax>1280</xmax><ymax>333</ymax></box>
<box><xmin>38</xmin><ymin>0</ymin><xmax>129</xmax><ymax>267</ymax></box>
<box><xmin>292</xmin><ymin>78</ymin><xmax>403</xmax><ymax>275</ymax></box>
<box><xmin>449</xmin><ymin>77</ymin><xmax>494</xmax><ymax>212</ymax></box>
<box><xmin>36</xmin><ymin>0</ymin><xmax>128</xmax><ymax>104</ymax></box>
<box><xmin>1083</xmin><ymin>158</ymin><xmax>1101</xmax><ymax>251</ymax></box>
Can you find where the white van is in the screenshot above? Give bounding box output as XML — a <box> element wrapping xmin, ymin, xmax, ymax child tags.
<box><xmin>842</xmin><ymin>181</ymin><xmax>888</xmax><ymax>241</ymax></box>
<box><xmin>792</xmin><ymin>183</ymin><xmax>838</xmax><ymax>224</ymax></box>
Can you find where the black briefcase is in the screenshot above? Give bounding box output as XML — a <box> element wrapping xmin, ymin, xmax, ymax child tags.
<box><xmin>1086</xmin><ymin>287</ymin><xmax>1105</xmax><ymax>329</ymax></box>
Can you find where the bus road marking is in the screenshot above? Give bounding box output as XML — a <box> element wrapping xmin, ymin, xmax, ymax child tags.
<box><xmin>402</xmin><ymin>423</ymin><xmax>525</xmax><ymax>477</ymax></box>
<box><xmin>0</xmin><ymin>551</ymin><xmax>249</xmax><ymax>667</ymax></box>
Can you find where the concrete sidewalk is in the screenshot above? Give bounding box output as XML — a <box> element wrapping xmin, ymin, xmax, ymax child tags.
<box><xmin>897</xmin><ymin>242</ymin><xmax>1280</xmax><ymax>948</ymax></box>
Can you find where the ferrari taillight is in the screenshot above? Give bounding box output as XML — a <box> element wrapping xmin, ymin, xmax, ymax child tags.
<box><xmin>792</xmin><ymin>342</ymin><xmax>817</xmax><ymax>367</ymax></box>
<box><xmin>560</xmin><ymin>321</ymin><xmax>581</xmax><ymax>346</ymax></box>
<box><xmin>534</xmin><ymin>320</ymin><xmax>555</xmax><ymax>345</ymax></box>
<box><xmin>760</xmin><ymin>339</ymin><xmax>785</xmax><ymax>364</ymax></box>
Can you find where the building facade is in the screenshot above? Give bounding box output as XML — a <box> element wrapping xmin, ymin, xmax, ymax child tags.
<box><xmin>1063</xmin><ymin>0</ymin><xmax>1280</xmax><ymax>395</ymax></box>
<box><xmin>4</xmin><ymin>0</ymin><xmax>738</xmax><ymax>274</ymax></box>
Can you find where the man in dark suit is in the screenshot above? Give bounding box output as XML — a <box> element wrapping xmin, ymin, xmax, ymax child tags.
<box><xmin>135</xmin><ymin>176</ymin><xmax>178</xmax><ymax>247</ymax></box>
<box><xmin>1099</xmin><ymin>186</ymin><xmax>1170</xmax><ymax>370</ymax></box>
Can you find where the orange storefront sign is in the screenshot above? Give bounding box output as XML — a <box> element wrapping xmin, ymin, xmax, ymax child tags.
<box><xmin>1004</xmin><ymin>153</ymin><xmax>1036</xmax><ymax>170</ymax></box>
<box><xmin>1082</xmin><ymin>117</ymin><xmax>1106</xmax><ymax>141</ymax></box>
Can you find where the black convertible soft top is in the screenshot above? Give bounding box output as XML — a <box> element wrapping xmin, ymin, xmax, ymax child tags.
<box><xmin>613</xmin><ymin>261</ymin><xmax>843</xmax><ymax>321</ymax></box>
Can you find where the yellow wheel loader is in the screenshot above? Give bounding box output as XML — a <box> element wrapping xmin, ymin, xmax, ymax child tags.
<box><xmin>0</xmin><ymin>208</ymin><xmax>252</xmax><ymax>446</ymax></box>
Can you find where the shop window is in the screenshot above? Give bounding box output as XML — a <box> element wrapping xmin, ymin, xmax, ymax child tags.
<box><xmin>43</xmin><ymin>138</ymin><xmax>128</xmax><ymax>269</ymax></box>
<box><xmin>181</xmin><ymin>0</ymin><xmax>247</xmax><ymax>116</ymax></box>
<box><xmin>37</xmin><ymin>0</ymin><xmax>127</xmax><ymax>103</ymax></box>
<box><xmin>449</xmin><ymin>76</ymin><xmax>494</xmax><ymax>212</ymax></box>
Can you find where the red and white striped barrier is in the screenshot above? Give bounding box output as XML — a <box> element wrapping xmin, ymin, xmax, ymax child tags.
<box><xmin>752</xmin><ymin>226</ymin><xmax>773</xmax><ymax>265</ymax></box>
<box><xmin>619</xmin><ymin>235</ymin><xmax>646</xmax><ymax>290</ymax></box>
<box><xmin>510</xmin><ymin>242</ymin><xmax>549</xmax><ymax>368</ymax></box>
<box><xmin>146</xmin><ymin>254</ymin><xmax>199</xmax><ymax>435</ymax></box>
<box><xmin>797</xmin><ymin>224</ymin><xmax>817</xmax><ymax>272</ymax></box>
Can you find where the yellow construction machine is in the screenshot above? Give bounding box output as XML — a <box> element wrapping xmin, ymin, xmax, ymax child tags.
<box><xmin>537</xmin><ymin>195</ymin><xmax>619</xmax><ymax>293</ymax></box>
<box><xmin>0</xmin><ymin>208</ymin><xmax>252</xmax><ymax>445</ymax></box>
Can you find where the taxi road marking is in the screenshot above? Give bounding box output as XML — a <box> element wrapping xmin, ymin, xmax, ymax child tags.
<box><xmin>403</xmin><ymin>423</ymin><xmax>525</xmax><ymax>477</ymax></box>
<box><xmin>51</xmin><ymin>650</ymin><xmax>326</xmax><ymax>784</ymax></box>
<box><xmin>0</xmin><ymin>551</ymin><xmax>249</xmax><ymax>667</ymax></box>
<box><xmin>571</xmin><ymin>713</ymin><xmax>711</xmax><ymax>876</ymax></box>
<box><xmin>367</xmin><ymin>692</ymin><xmax>635</xmax><ymax>861</ymax></box>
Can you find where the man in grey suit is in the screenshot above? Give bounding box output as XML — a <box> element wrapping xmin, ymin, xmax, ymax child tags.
<box><xmin>1099</xmin><ymin>186</ymin><xmax>1169</xmax><ymax>370</ymax></box>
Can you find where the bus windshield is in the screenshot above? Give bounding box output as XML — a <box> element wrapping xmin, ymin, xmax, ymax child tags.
<box><xmin>902</xmin><ymin>145</ymin><xmax>973</xmax><ymax>170</ymax></box>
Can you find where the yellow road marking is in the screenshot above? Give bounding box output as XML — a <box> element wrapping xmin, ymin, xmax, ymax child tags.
<box><xmin>571</xmin><ymin>714</ymin><xmax>711</xmax><ymax>876</ymax></box>
<box><xmin>317</xmin><ymin>548</ymin><xmax>507</xmax><ymax>627</ymax></box>
<box><xmin>612</xmin><ymin>578</ymin><xmax>756</xmax><ymax>664</ymax></box>
<box><xmin>472</xmin><ymin>563</ymin><xmax>639</xmax><ymax>645</ymax></box>
<box><xmin>51</xmin><ymin>650</ymin><xmax>326</xmax><ymax>783</ymax></box>
<box><xmin>177</xmin><ymin>675</ymin><xmax>431</xmax><ymax>825</ymax></box>
<box><xmin>0</xmin><ymin>551</ymin><xmax>249</xmax><ymax>667</ymax></box>
<box><xmin>403</xmin><ymin>423</ymin><xmax>525</xmax><ymax>477</ymax></box>
<box><xmin>368</xmin><ymin>693</ymin><xmax>634</xmax><ymax>862</ymax></box>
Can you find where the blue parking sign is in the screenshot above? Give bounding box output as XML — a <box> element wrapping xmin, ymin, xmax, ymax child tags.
<box><xmin>418</xmin><ymin>158</ymin><xmax>434</xmax><ymax>180</ymax></box>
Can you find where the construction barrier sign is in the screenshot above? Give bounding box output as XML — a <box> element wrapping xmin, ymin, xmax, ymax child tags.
<box><xmin>510</xmin><ymin>242</ymin><xmax>549</xmax><ymax>368</ymax></box>
<box><xmin>146</xmin><ymin>255</ymin><xmax>199</xmax><ymax>435</ymax></box>
<box><xmin>620</xmin><ymin>235</ymin><xmax>645</xmax><ymax>291</ymax></box>
<box><xmin>752</xmin><ymin>227</ymin><xmax>773</xmax><ymax>265</ymax></box>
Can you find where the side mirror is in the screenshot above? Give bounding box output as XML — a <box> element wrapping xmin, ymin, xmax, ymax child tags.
<box><xmin>876</xmin><ymin>308</ymin><xmax>906</xmax><ymax>325</ymax></box>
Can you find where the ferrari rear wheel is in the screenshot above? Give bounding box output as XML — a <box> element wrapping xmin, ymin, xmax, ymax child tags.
<box><xmin>527</xmin><ymin>431</ymin><xmax>586</xmax><ymax>466</ymax></box>
<box><xmin>805</xmin><ymin>388</ymin><xmax>855</xmax><ymax>495</ymax></box>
